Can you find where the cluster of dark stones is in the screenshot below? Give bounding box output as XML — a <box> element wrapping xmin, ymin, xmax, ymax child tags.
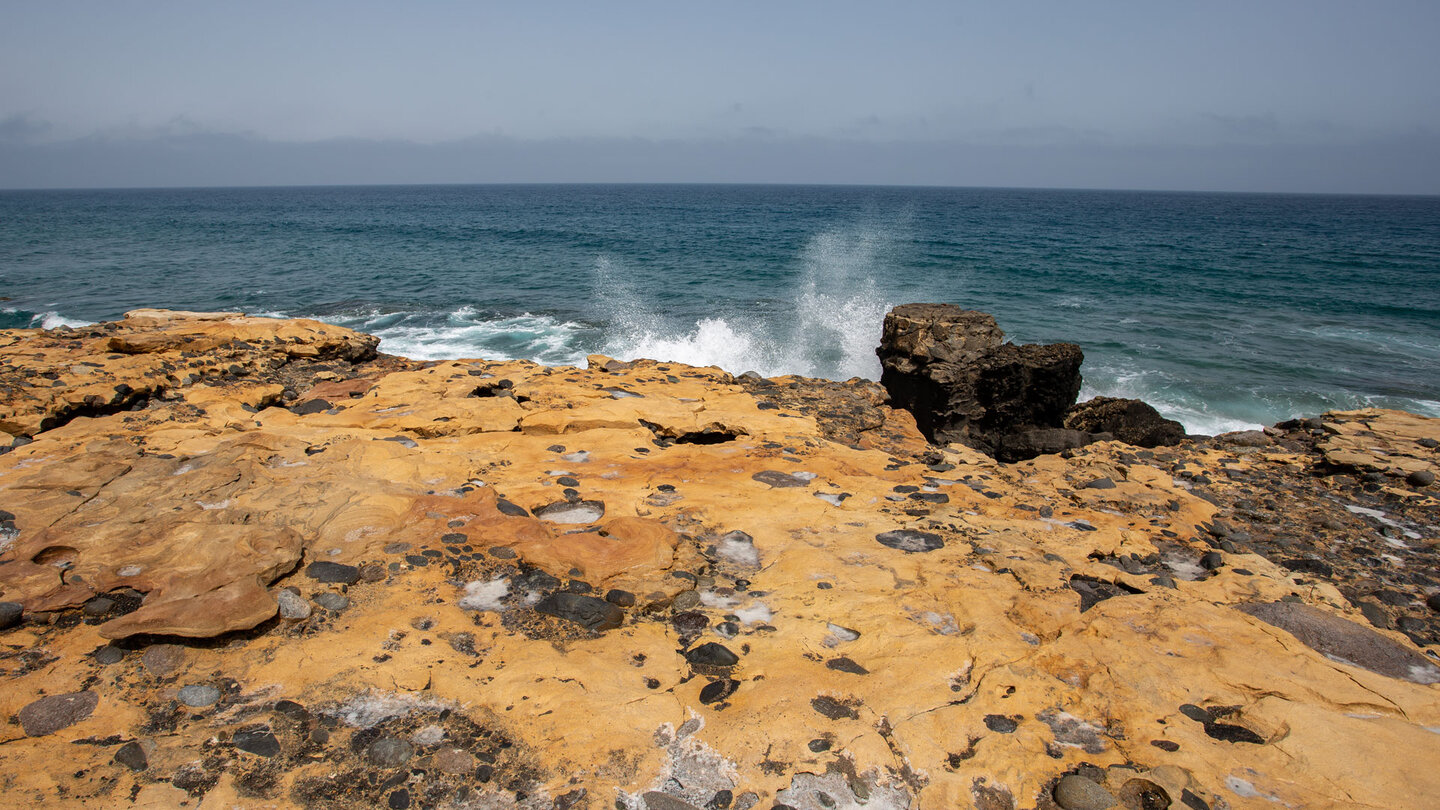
<box><xmin>876</xmin><ymin>304</ymin><xmax>1184</xmax><ymax>461</ymax></box>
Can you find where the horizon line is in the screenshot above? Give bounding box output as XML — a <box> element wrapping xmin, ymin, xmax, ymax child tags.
<box><xmin>3</xmin><ymin>180</ymin><xmax>1438</xmax><ymax>200</ymax></box>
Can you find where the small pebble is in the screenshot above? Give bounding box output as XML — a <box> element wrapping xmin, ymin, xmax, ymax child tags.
<box><xmin>178</xmin><ymin>684</ymin><xmax>221</xmax><ymax>708</ymax></box>
<box><xmin>1053</xmin><ymin>774</ymin><xmax>1117</xmax><ymax>810</ymax></box>
<box><xmin>277</xmin><ymin>590</ymin><xmax>312</xmax><ymax>620</ymax></box>
<box><xmin>314</xmin><ymin>592</ymin><xmax>349</xmax><ymax>611</ymax></box>
<box><xmin>94</xmin><ymin>645</ymin><xmax>125</xmax><ymax>665</ymax></box>
<box><xmin>113</xmin><ymin>741</ymin><xmax>148</xmax><ymax>771</ymax></box>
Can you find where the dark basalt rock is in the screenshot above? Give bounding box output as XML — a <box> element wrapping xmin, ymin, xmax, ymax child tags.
<box><xmin>1064</xmin><ymin>396</ymin><xmax>1185</xmax><ymax>448</ymax></box>
<box><xmin>305</xmin><ymin>561</ymin><xmax>360</xmax><ymax>585</ymax></box>
<box><xmin>878</xmin><ymin>304</ymin><xmax>1179</xmax><ymax>461</ymax></box>
<box><xmin>685</xmin><ymin>642</ymin><xmax>740</xmax><ymax>668</ymax></box>
<box><xmin>18</xmin><ymin>691</ymin><xmax>98</xmax><ymax>737</ymax></box>
<box><xmin>875</xmin><ymin>529</ymin><xmax>943</xmax><ymax>553</ymax></box>
<box><xmin>877</xmin><ymin>304</ymin><xmax>1083</xmax><ymax>460</ymax></box>
<box><xmin>0</xmin><ymin>601</ymin><xmax>22</xmax><ymax>630</ymax></box>
<box><xmin>699</xmin><ymin>678</ymin><xmax>739</xmax><ymax>704</ymax></box>
<box><xmin>113</xmin><ymin>740</ymin><xmax>148</xmax><ymax>771</ymax></box>
<box><xmin>1237</xmin><ymin>601</ymin><xmax>1440</xmax><ymax>683</ymax></box>
<box><xmin>535</xmin><ymin>593</ymin><xmax>624</xmax><ymax>631</ymax></box>
<box><xmin>234</xmin><ymin>728</ymin><xmax>282</xmax><ymax>757</ymax></box>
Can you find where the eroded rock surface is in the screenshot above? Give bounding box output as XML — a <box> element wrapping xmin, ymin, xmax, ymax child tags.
<box><xmin>0</xmin><ymin>311</ymin><xmax>1436</xmax><ymax>809</ymax></box>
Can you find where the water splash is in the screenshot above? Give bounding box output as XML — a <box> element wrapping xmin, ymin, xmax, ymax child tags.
<box><xmin>596</xmin><ymin>224</ymin><xmax>897</xmax><ymax>379</ymax></box>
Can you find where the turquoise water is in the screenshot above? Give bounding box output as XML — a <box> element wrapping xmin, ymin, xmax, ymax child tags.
<box><xmin>2</xmin><ymin>184</ymin><xmax>1437</xmax><ymax>434</ymax></box>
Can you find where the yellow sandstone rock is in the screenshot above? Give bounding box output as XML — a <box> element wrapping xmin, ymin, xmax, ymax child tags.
<box><xmin>0</xmin><ymin>312</ymin><xmax>1436</xmax><ymax>809</ymax></box>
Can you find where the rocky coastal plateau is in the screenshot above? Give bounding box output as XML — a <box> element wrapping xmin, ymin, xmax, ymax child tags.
<box><xmin>0</xmin><ymin>307</ymin><xmax>1437</xmax><ymax>809</ymax></box>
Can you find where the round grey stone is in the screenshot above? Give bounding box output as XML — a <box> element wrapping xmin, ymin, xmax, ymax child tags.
<box><xmin>672</xmin><ymin>590</ymin><xmax>701</xmax><ymax>610</ymax></box>
<box><xmin>178</xmin><ymin>684</ymin><xmax>221</xmax><ymax>708</ymax></box>
<box><xmin>1407</xmin><ymin>469</ymin><xmax>1436</xmax><ymax>488</ymax></box>
<box><xmin>140</xmin><ymin>644</ymin><xmax>186</xmax><ymax>677</ymax></box>
<box><xmin>276</xmin><ymin>590</ymin><xmax>312</xmax><ymax>620</ymax></box>
<box><xmin>367</xmin><ymin>736</ymin><xmax>413</xmax><ymax>768</ymax></box>
<box><xmin>0</xmin><ymin>601</ymin><xmax>23</xmax><ymax>630</ymax></box>
<box><xmin>314</xmin><ymin>592</ymin><xmax>349</xmax><ymax>612</ymax></box>
<box><xmin>1053</xmin><ymin>774</ymin><xmax>1117</xmax><ymax>810</ymax></box>
<box><xmin>94</xmin><ymin>645</ymin><xmax>125</xmax><ymax>665</ymax></box>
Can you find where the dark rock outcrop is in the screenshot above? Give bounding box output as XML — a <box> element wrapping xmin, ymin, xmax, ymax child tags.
<box><xmin>1064</xmin><ymin>396</ymin><xmax>1185</xmax><ymax>448</ymax></box>
<box><xmin>877</xmin><ymin>304</ymin><xmax>1084</xmax><ymax>460</ymax></box>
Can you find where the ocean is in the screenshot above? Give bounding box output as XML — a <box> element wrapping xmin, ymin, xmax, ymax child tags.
<box><xmin>1</xmin><ymin>184</ymin><xmax>1437</xmax><ymax>435</ymax></box>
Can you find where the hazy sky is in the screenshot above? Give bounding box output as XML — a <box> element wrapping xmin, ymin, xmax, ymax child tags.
<box><xmin>3</xmin><ymin>1</ymin><xmax>1438</xmax><ymax>192</ymax></box>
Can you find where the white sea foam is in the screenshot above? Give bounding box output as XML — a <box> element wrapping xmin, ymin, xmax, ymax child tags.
<box><xmin>595</xmin><ymin>224</ymin><xmax>896</xmax><ymax>380</ymax></box>
<box><xmin>31</xmin><ymin>311</ymin><xmax>93</xmax><ymax>329</ymax></box>
<box><xmin>320</xmin><ymin>306</ymin><xmax>590</xmax><ymax>364</ymax></box>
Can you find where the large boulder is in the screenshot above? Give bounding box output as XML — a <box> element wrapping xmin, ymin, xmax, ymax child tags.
<box><xmin>1064</xmin><ymin>396</ymin><xmax>1185</xmax><ymax>448</ymax></box>
<box><xmin>877</xmin><ymin>304</ymin><xmax>1083</xmax><ymax>459</ymax></box>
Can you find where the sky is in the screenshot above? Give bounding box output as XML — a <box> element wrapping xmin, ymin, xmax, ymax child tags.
<box><xmin>2</xmin><ymin>1</ymin><xmax>1438</xmax><ymax>193</ymax></box>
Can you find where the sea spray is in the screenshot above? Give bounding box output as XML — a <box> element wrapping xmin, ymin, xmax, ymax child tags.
<box><xmin>595</xmin><ymin>222</ymin><xmax>897</xmax><ymax>379</ymax></box>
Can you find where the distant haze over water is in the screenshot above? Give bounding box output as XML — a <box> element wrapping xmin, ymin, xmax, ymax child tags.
<box><xmin>2</xmin><ymin>184</ymin><xmax>1437</xmax><ymax>435</ymax></box>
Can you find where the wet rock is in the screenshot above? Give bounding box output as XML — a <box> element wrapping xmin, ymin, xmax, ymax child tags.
<box><xmin>234</xmin><ymin>728</ymin><xmax>281</xmax><ymax>757</ymax></box>
<box><xmin>1053</xmin><ymin>774</ymin><xmax>1117</xmax><ymax>810</ymax></box>
<box><xmin>875</xmin><ymin>529</ymin><xmax>943</xmax><ymax>553</ymax></box>
<box><xmin>534</xmin><ymin>592</ymin><xmax>624</xmax><ymax>631</ymax></box>
<box><xmin>178</xmin><ymin>684</ymin><xmax>221</xmax><ymax>708</ymax></box>
<box><xmin>18</xmin><ymin>691</ymin><xmax>99</xmax><ymax>737</ymax></box>
<box><xmin>1237</xmin><ymin>601</ymin><xmax>1440</xmax><ymax>683</ymax></box>
<box><xmin>0</xmin><ymin>601</ymin><xmax>23</xmax><ymax>629</ymax></box>
<box><xmin>113</xmin><ymin>740</ymin><xmax>148</xmax><ymax>771</ymax></box>
<box><xmin>1064</xmin><ymin>397</ymin><xmax>1185</xmax><ymax>448</ymax></box>
<box><xmin>276</xmin><ymin>589</ymin><xmax>312</xmax><ymax>620</ymax></box>
<box><xmin>305</xmin><ymin>561</ymin><xmax>360</xmax><ymax>585</ymax></box>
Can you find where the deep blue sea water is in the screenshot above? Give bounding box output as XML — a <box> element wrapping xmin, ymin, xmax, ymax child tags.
<box><xmin>2</xmin><ymin>184</ymin><xmax>1437</xmax><ymax>434</ymax></box>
